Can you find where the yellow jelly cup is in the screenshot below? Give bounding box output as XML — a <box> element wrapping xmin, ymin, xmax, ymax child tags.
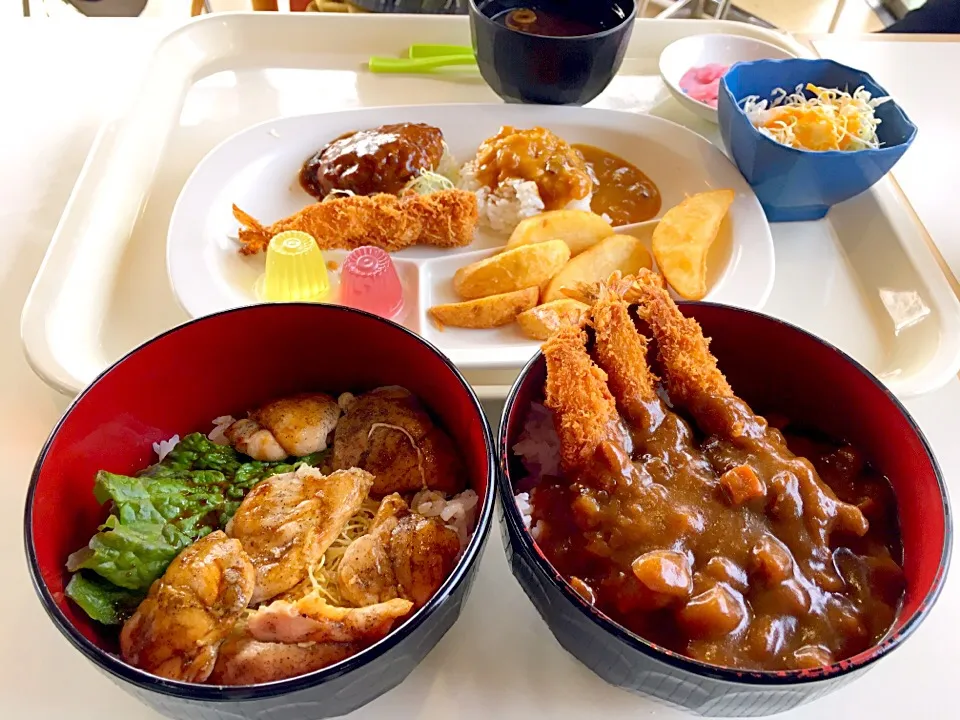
<box><xmin>260</xmin><ymin>231</ymin><xmax>330</xmax><ymax>302</ymax></box>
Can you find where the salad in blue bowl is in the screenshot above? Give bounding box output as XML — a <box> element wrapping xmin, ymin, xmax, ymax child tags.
<box><xmin>717</xmin><ymin>58</ymin><xmax>917</xmax><ymax>222</ymax></box>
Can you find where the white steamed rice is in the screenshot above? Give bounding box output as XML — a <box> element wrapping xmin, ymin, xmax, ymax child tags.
<box><xmin>411</xmin><ymin>488</ymin><xmax>480</xmax><ymax>555</ymax></box>
<box><xmin>458</xmin><ymin>159</ymin><xmax>593</xmax><ymax>233</ymax></box>
<box><xmin>152</xmin><ymin>435</ymin><xmax>180</xmax><ymax>462</ymax></box>
<box><xmin>208</xmin><ymin>415</ymin><xmax>235</xmax><ymax>446</ymax></box>
<box><xmin>511</xmin><ymin>402</ymin><xmax>563</xmax><ymax>540</ymax></box>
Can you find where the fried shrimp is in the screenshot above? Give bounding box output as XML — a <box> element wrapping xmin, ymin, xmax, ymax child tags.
<box><xmin>542</xmin><ymin>326</ymin><xmax>621</xmax><ymax>473</ymax></box>
<box><xmin>629</xmin><ymin>269</ymin><xmax>736</xmax><ymax>431</ymax></box>
<box><xmin>587</xmin><ymin>274</ymin><xmax>665</xmax><ymax>435</ymax></box>
<box><xmin>233</xmin><ymin>189</ymin><xmax>478</xmax><ymax>255</ymax></box>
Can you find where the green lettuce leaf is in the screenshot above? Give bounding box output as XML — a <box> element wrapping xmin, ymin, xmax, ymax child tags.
<box><xmin>66</xmin><ymin>515</ymin><xmax>196</xmax><ymax>590</ymax></box>
<box><xmin>65</xmin><ymin>432</ymin><xmax>330</xmax><ymax>622</ymax></box>
<box><xmin>64</xmin><ymin>572</ymin><xmax>145</xmax><ymax>626</ymax></box>
<box><xmin>148</xmin><ymin>432</ymin><xmax>243</xmax><ymax>475</ymax></box>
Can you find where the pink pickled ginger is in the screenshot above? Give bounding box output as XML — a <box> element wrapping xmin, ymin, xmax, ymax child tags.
<box><xmin>678</xmin><ymin>63</ymin><xmax>730</xmax><ymax>108</ymax></box>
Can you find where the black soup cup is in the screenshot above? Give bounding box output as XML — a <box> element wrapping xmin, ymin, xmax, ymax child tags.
<box><xmin>469</xmin><ymin>0</ymin><xmax>637</xmax><ymax>105</ymax></box>
<box><xmin>498</xmin><ymin>303</ymin><xmax>951</xmax><ymax>716</ymax></box>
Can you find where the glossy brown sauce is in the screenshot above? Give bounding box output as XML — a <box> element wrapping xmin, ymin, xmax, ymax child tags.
<box><xmin>474</xmin><ymin>126</ymin><xmax>594</xmax><ymax>211</ymax></box>
<box><xmin>300</xmin><ymin>122</ymin><xmax>445</xmax><ymax>200</ymax></box>
<box><xmin>530</xmin><ymin>401</ymin><xmax>904</xmax><ymax>670</ymax></box>
<box><xmin>573</xmin><ymin>144</ymin><xmax>662</xmax><ymax>226</ymax></box>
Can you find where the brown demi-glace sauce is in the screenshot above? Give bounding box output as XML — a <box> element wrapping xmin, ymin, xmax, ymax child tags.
<box><xmin>300</xmin><ymin>122</ymin><xmax>446</xmax><ymax>200</ymax></box>
<box><xmin>529</xmin><ymin>404</ymin><xmax>904</xmax><ymax>670</ymax></box>
<box><xmin>573</xmin><ymin>144</ymin><xmax>662</xmax><ymax>225</ymax></box>
<box><xmin>474</xmin><ymin>126</ymin><xmax>594</xmax><ymax>211</ymax></box>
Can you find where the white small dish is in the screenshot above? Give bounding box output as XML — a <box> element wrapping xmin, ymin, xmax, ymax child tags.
<box><xmin>659</xmin><ymin>33</ymin><xmax>795</xmax><ymax>124</ymax></box>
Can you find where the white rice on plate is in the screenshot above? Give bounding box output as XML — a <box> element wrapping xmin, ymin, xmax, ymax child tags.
<box><xmin>458</xmin><ymin>160</ymin><xmax>593</xmax><ymax>233</ymax></box>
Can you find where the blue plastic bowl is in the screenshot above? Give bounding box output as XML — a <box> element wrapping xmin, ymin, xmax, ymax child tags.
<box><xmin>718</xmin><ymin>58</ymin><xmax>917</xmax><ymax>222</ymax></box>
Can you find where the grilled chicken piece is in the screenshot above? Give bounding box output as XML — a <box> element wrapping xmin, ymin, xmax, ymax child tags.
<box><xmin>246</xmin><ymin>594</ymin><xmax>413</xmax><ymax>645</ymax></box>
<box><xmin>226</xmin><ymin>465</ymin><xmax>374</xmax><ymax>603</ymax></box>
<box><xmin>225</xmin><ymin>393</ymin><xmax>341</xmax><ymax>461</ymax></box>
<box><xmin>120</xmin><ymin>531</ymin><xmax>255</xmax><ymax>683</ymax></box>
<box><xmin>390</xmin><ymin>514</ymin><xmax>462</xmax><ymax>607</ymax></box>
<box><xmin>210</xmin><ymin>621</ymin><xmax>361</xmax><ymax>685</ymax></box>
<box><xmin>337</xmin><ymin>494</ymin><xmax>409</xmax><ymax>606</ymax></box>
<box><xmin>337</xmin><ymin>494</ymin><xmax>461</xmax><ymax>608</ymax></box>
<box><xmin>333</xmin><ymin>386</ymin><xmax>464</xmax><ymax>496</ymax></box>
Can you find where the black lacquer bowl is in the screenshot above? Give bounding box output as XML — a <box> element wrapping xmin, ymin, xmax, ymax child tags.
<box><xmin>25</xmin><ymin>304</ymin><xmax>495</xmax><ymax>720</ymax></box>
<box><xmin>498</xmin><ymin>303</ymin><xmax>951</xmax><ymax>716</ymax></box>
<box><xmin>469</xmin><ymin>0</ymin><xmax>637</xmax><ymax>105</ymax></box>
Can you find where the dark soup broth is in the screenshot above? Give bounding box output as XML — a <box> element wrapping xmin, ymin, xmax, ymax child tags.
<box><xmin>488</xmin><ymin>3</ymin><xmax>628</xmax><ymax>37</ymax></box>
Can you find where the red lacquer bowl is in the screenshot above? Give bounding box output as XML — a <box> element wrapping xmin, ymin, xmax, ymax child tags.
<box><xmin>498</xmin><ymin>303</ymin><xmax>951</xmax><ymax>716</ymax></box>
<box><xmin>24</xmin><ymin>303</ymin><xmax>495</xmax><ymax>720</ymax></box>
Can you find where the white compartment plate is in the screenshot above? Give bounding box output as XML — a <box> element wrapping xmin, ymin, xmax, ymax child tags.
<box><xmin>167</xmin><ymin>103</ymin><xmax>775</xmax><ymax>371</ymax></box>
<box><xmin>20</xmin><ymin>13</ymin><xmax>960</xmax><ymax>399</ymax></box>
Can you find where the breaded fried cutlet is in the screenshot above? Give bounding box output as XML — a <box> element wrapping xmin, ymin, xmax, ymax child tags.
<box><xmin>233</xmin><ymin>189</ymin><xmax>478</xmax><ymax>256</ymax></box>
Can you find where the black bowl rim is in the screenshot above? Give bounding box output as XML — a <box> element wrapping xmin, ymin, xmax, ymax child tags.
<box><xmin>718</xmin><ymin>57</ymin><xmax>918</xmax><ymax>157</ymax></box>
<box><xmin>497</xmin><ymin>301</ymin><xmax>952</xmax><ymax>686</ymax></box>
<box><xmin>469</xmin><ymin>0</ymin><xmax>638</xmax><ymax>41</ymax></box>
<box><xmin>24</xmin><ymin>302</ymin><xmax>497</xmax><ymax>702</ymax></box>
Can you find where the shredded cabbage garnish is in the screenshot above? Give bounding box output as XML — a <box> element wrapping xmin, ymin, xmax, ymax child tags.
<box><xmin>403</xmin><ymin>168</ymin><xmax>455</xmax><ymax>196</ymax></box>
<box><xmin>323</xmin><ymin>188</ymin><xmax>356</xmax><ymax>201</ymax></box>
<box><xmin>740</xmin><ymin>83</ymin><xmax>892</xmax><ymax>152</ymax></box>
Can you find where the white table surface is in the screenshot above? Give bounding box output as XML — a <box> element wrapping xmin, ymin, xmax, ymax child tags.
<box><xmin>3</xmin><ymin>19</ymin><xmax>959</xmax><ymax>720</ymax></box>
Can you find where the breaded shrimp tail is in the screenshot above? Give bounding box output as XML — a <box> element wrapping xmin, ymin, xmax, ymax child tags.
<box><xmin>232</xmin><ymin>189</ymin><xmax>478</xmax><ymax>256</ymax></box>
<box><xmin>233</xmin><ymin>205</ymin><xmax>272</xmax><ymax>255</ymax></box>
<box><xmin>542</xmin><ymin>326</ymin><xmax>621</xmax><ymax>473</ymax></box>
<box><xmin>588</xmin><ymin>274</ymin><xmax>665</xmax><ymax>435</ymax></box>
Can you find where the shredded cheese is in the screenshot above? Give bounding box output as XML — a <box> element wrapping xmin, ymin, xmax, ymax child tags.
<box><xmin>741</xmin><ymin>83</ymin><xmax>892</xmax><ymax>152</ymax></box>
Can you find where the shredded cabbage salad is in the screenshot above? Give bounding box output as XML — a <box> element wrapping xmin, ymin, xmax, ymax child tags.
<box><xmin>741</xmin><ymin>83</ymin><xmax>893</xmax><ymax>152</ymax></box>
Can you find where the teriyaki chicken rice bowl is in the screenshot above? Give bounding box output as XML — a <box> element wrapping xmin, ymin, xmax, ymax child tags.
<box><xmin>59</xmin><ymin>386</ymin><xmax>480</xmax><ymax>686</ymax></box>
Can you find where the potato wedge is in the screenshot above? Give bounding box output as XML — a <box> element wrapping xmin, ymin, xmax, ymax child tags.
<box><xmin>429</xmin><ymin>287</ymin><xmax>539</xmax><ymax>329</ymax></box>
<box><xmin>453</xmin><ymin>240</ymin><xmax>570</xmax><ymax>300</ymax></box>
<box><xmin>652</xmin><ymin>189</ymin><xmax>735</xmax><ymax>301</ymax></box>
<box><xmin>505</xmin><ymin>209</ymin><xmax>614</xmax><ymax>256</ymax></box>
<box><xmin>542</xmin><ymin>234</ymin><xmax>653</xmax><ymax>304</ymax></box>
<box><xmin>517</xmin><ymin>299</ymin><xmax>591</xmax><ymax>341</ymax></box>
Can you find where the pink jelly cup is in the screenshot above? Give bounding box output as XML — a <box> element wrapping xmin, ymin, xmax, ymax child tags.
<box><xmin>340</xmin><ymin>246</ymin><xmax>404</xmax><ymax>319</ymax></box>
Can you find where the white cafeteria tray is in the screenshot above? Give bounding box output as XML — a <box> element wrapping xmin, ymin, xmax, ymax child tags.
<box><xmin>20</xmin><ymin>12</ymin><xmax>960</xmax><ymax>400</ymax></box>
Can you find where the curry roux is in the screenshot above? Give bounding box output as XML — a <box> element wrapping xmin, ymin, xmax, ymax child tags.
<box><xmin>530</xmin><ymin>402</ymin><xmax>904</xmax><ymax>670</ymax></box>
<box><xmin>474</xmin><ymin>126</ymin><xmax>594</xmax><ymax>211</ymax></box>
<box><xmin>572</xmin><ymin>144</ymin><xmax>662</xmax><ymax>225</ymax></box>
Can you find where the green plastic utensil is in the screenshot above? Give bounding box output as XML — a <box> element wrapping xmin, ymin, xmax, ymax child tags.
<box><xmin>407</xmin><ymin>44</ymin><xmax>474</xmax><ymax>59</ymax></box>
<box><xmin>368</xmin><ymin>54</ymin><xmax>478</xmax><ymax>74</ymax></box>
